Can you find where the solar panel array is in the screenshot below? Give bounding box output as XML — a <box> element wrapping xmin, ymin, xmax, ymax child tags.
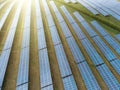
<box><xmin>16</xmin><ymin>0</ymin><xmax>31</xmax><ymax>89</ymax></box>
<box><xmin>74</xmin><ymin>12</ymin><xmax>120</xmax><ymax>75</ymax></box>
<box><xmin>115</xmin><ymin>34</ymin><xmax>120</xmax><ymax>41</ymax></box>
<box><xmin>43</xmin><ymin>1</ymin><xmax>77</xmax><ymax>89</ymax></box>
<box><xmin>0</xmin><ymin>0</ymin><xmax>23</xmax><ymax>89</ymax></box>
<box><xmin>0</xmin><ymin>0</ymin><xmax>120</xmax><ymax>90</ymax></box>
<box><xmin>60</xmin><ymin>6</ymin><xmax>120</xmax><ymax>89</ymax></box>
<box><xmin>77</xmin><ymin>0</ymin><xmax>120</xmax><ymax>20</ymax></box>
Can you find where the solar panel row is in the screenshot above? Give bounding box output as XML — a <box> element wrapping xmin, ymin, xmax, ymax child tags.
<box><xmin>0</xmin><ymin>1</ymin><xmax>23</xmax><ymax>88</ymax></box>
<box><xmin>92</xmin><ymin>36</ymin><xmax>117</xmax><ymax>61</ymax></box>
<box><xmin>62</xmin><ymin>10</ymin><xmax>104</xmax><ymax>66</ymax></box>
<box><xmin>115</xmin><ymin>34</ymin><xmax>120</xmax><ymax>41</ymax></box>
<box><xmin>82</xmin><ymin>0</ymin><xmax>109</xmax><ymax>16</ymax></box>
<box><xmin>43</xmin><ymin>1</ymin><xmax>77</xmax><ymax>89</ymax></box>
<box><xmin>110</xmin><ymin>60</ymin><xmax>120</xmax><ymax>75</ymax></box>
<box><xmin>66</xmin><ymin>37</ymin><xmax>85</xmax><ymax>63</ymax></box>
<box><xmin>74</xmin><ymin>12</ymin><xmax>120</xmax><ymax>75</ymax></box>
<box><xmin>91</xmin><ymin>0</ymin><xmax>120</xmax><ymax>20</ymax></box>
<box><xmin>60</xmin><ymin>6</ymin><xmax>120</xmax><ymax>89</ymax></box>
<box><xmin>81</xmin><ymin>38</ymin><xmax>104</xmax><ymax>65</ymax></box>
<box><xmin>16</xmin><ymin>0</ymin><xmax>31</xmax><ymax>89</ymax></box>
<box><xmin>39</xmin><ymin>49</ymin><xmax>53</xmax><ymax>88</ymax></box>
<box><xmin>0</xmin><ymin>1</ymin><xmax>15</xmax><ymax>30</ymax></box>
<box><xmin>77</xmin><ymin>0</ymin><xmax>99</xmax><ymax>15</ymax></box>
<box><xmin>97</xmin><ymin>64</ymin><xmax>120</xmax><ymax>90</ymax></box>
<box><xmin>55</xmin><ymin>44</ymin><xmax>72</xmax><ymax>77</ymax></box>
<box><xmin>91</xmin><ymin>21</ymin><xmax>120</xmax><ymax>55</ymax></box>
<box><xmin>73</xmin><ymin>11</ymin><xmax>120</xmax><ymax>88</ymax></box>
<box><xmin>50</xmin><ymin>2</ymin><xmax>100</xmax><ymax>89</ymax></box>
<box><xmin>86</xmin><ymin>0</ymin><xmax>120</xmax><ymax>20</ymax></box>
<box><xmin>78</xmin><ymin>61</ymin><xmax>101</xmax><ymax>90</ymax></box>
<box><xmin>35</xmin><ymin>0</ymin><xmax>53</xmax><ymax>89</ymax></box>
<box><xmin>16</xmin><ymin>83</ymin><xmax>28</xmax><ymax>90</ymax></box>
<box><xmin>63</xmin><ymin>75</ymin><xmax>78</xmax><ymax>90</ymax></box>
<box><xmin>78</xmin><ymin>0</ymin><xmax>120</xmax><ymax>20</ymax></box>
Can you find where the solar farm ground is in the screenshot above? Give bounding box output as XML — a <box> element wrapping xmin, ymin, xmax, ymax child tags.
<box><xmin>0</xmin><ymin>0</ymin><xmax>120</xmax><ymax>90</ymax></box>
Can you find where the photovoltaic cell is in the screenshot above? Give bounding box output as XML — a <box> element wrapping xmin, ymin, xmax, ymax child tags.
<box><xmin>59</xmin><ymin>22</ymin><xmax>72</xmax><ymax>38</ymax></box>
<box><xmin>78</xmin><ymin>61</ymin><xmax>100</xmax><ymax>90</ymax></box>
<box><xmin>37</xmin><ymin>29</ymin><xmax>46</xmax><ymax>50</ymax></box>
<box><xmin>39</xmin><ymin>49</ymin><xmax>53</xmax><ymax>88</ymax></box>
<box><xmin>63</xmin><ymin>75</ymin><xmax>78</xmax><ymax>90</ymax></box>
<box><xmin>81</xmin><ymin>39</ymin><xmax>104</xmax><ymax>65</ymax></box>
<box><xmin>71</xmin><ymin>23</ymin><xmax>86</xmax><ymax>40</ymax></box>
<box><xmin>66</xmin><ymin>37</ymin><xmax>85</xmax><ymax>63</ymax></box>
<box><xmin>91</xmin><ymin>21</ymin><xmax>120</xmax><ymax>55</ymax></box>
<box><xmin>16</xmin><ymin>83</ymin><xmax>28</xmax><ymax>90</ymax></box>
<box><xmin>17</xmin><ymin>47</ymin><xmax>29</xmax><ymax>86</ymax></box>
<box><xmin>54</xmin><ymin>44</ymin><xmax>72</xmax><ymax>77</ymax></box>
<box><xmin>77</xmin><ymin>0</ymin><xmax>99</xmax><ymax>15</ymax></box>
<box><xmin>92</xmin><ymin>36</ymin><xmax>117</xmax><ymax>61</ymax></box>
<box><xmin>110</xmin><ymin>59</ymin><xmax>120</xmax><ymax>75</ymax></box>
<box><xmin>61</xmin><ymin>6</ymin><xmax>75</xmax><ymax>24</ymax></box>
<box><xmin>0</xmin><ymin>1</ymin><xmax>23</xmax><ymax>87</ymax></box>
<box><xmin>104</xmin><ymin>35</ymin><xmax>120</xmax><ymax>55</ymax></box>
<box><xmin>49</xmin><ymin>26</ymin><xmax>61</xmax><ymax>45</ymax></box>
<box><xmin>97</xmin><ymin>64</ymin><xmax>120</xmax><ymax>90</ymax></box>
<box><xmin>91</xmin><ymin>21</ymin><xmax>108</xmax><ymax>37</ymax></box>
<box><xmin>16</xmin><ymin>1</ymin><xmax>31</xmax><ymax>89</ymax></box>
<box><xmin>115</xmin><ymin>34</ymin><xmax>120</xmax><ymax>41</ymax></box>
<box><xmin>41</xmin><ymin>85</ymin><xmax>53</xmax><ymax>90</ymax></box>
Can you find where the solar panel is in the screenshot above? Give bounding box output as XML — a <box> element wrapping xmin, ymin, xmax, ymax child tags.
<box><xmin>71</xmin><ymin>23</ymin><xmax>86</xmax><ymax>40</ymax></box>
<box><xmin>78</xmin><ymin>61</ymin><xmax>100</xmax><ymax>90</ymax></box>
<box><xmin>49</xmin><ymin>1</ymin><xmax>60</xmax><ymax>14</ymax></box>
<box><xmin>17</xmin><ymin>47</ymin><xmax>29</xmax><ymax>86</ymax></box>
<box><xmin>46</xmin><ymin>14</ymin><xmax>55</xmax><ymax>27</ymax></box>
<box><xmin>16</xmin><ymin>1</ymin><xmax>31</xmax><ymax>89</ymax></box>
<box><xmin>79</xmin><ymin>21</ymin><xmax>97</xmax><ymax>37</ymax></box>
<box><xmin>39</xmin><ymin>49</ymin><xmax>53</xmax><ymax>88</ymax></box>
<box><xmin>115</xmin><ymin>34</ymin><xmax>120</xmax><ymax>41</ymax></box>
<box><xmin>37</xmin><ymin>29</ymin><xmax>46</xmax><ymax>50</ymax></box>
<box><xmin>81</xmin><ymin>39</ymin><xmax>104</xmax><ymax>65</ymax></box>
<box><xmin>16</xmin><ymin>83</ymin><xmax>28</xmax><ymax>90</ymax></box>
<box><xmin>83</xmin><ymin>0</ymin><xmax>109</xmax><ymax>16</ymax></box>
<box><xmin>0</xmin><ymin>49</ymin><xmax>11</xmax><ymax>87</ymax></box>
<box><xmin>41</xmin><ymin>85</ymin><xmax>53</xmax><ymax>90</ymax></box>
<box><xmin>104</xmin><ymin>35</ymin><xmax>120</xmax><ymax>55</ymax></box>
<box><xmin>77</xmin><ymin>0</ymin><xmax>99</xmax><ymax>15</ymax></box>
<box><xmin>59</xmin><ymin>22</ymin><xmax>72</xmax><ymax>38</ymax></box>
<box><xmin>49</xmin><ymin>26</ymin><xmax>61</xmax><ymax>45</ymax></box>
<box><xmin>0</xmin><ymin>1</ymin><xmax>15</xmax><ymax>30</ymax></box>
<box><xmin>97</xmin><ymin>64</ymin><xmax>120</xmax><ymax>89</ymax></box>
<box><xmin>61</xmin><ymin>6</ymin><xmax>103</xmax><ymax>65</ymax></box>
<box><xmin>73</xmin><ymin>12</ymin><xmax>85</xmax><ymax>22</ymax></box>
<box><xmin>66</xmin><ymin>37</ymin><xmax>85</xmax><ymax>63</ymax></box>
<box><xmin>73</xmin><ymin>13</ymin><xmax>98</xmax><ymax>37</ymax></box>
<box><xmin>61</xmin><ymin>6</ymin><xmax>76</xmax><ymax>24</ymax></box>
<box><xmin>91</xmin><ymin>21</ymin><xmax>108</xmax><ymax>37</ymax></box>
<box><xmin>0</xmin><ymin>1</ymin><xmax>23</xmax><ymax>87</ymax></box>
<box><xmin>91</xmin><ymin>21</ymin><xmax>120</xmax><ymax>55</ymax></box>
<box><xmin>87</xmin><ymin>0</ymin><xmax>120</xmax><ymax>20</ymax></box>
<box><xmin>110</xmin><ymin>59</ymin><xmax>120</xmax><ymax>75</ymax></box>
<box><xmin>54</xmin><ymin>44</ymin><xmax>72</xmax><ymax>77</ymax></box>
<box><xmin>93</xmin><ymin>36</ymin><xmax>117</xmax><ymax>61</ymax></box>
<box><xmin>63</xmin><ymin>75</ymin><xmax>78</xmax><ymax>90</ymax></box>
